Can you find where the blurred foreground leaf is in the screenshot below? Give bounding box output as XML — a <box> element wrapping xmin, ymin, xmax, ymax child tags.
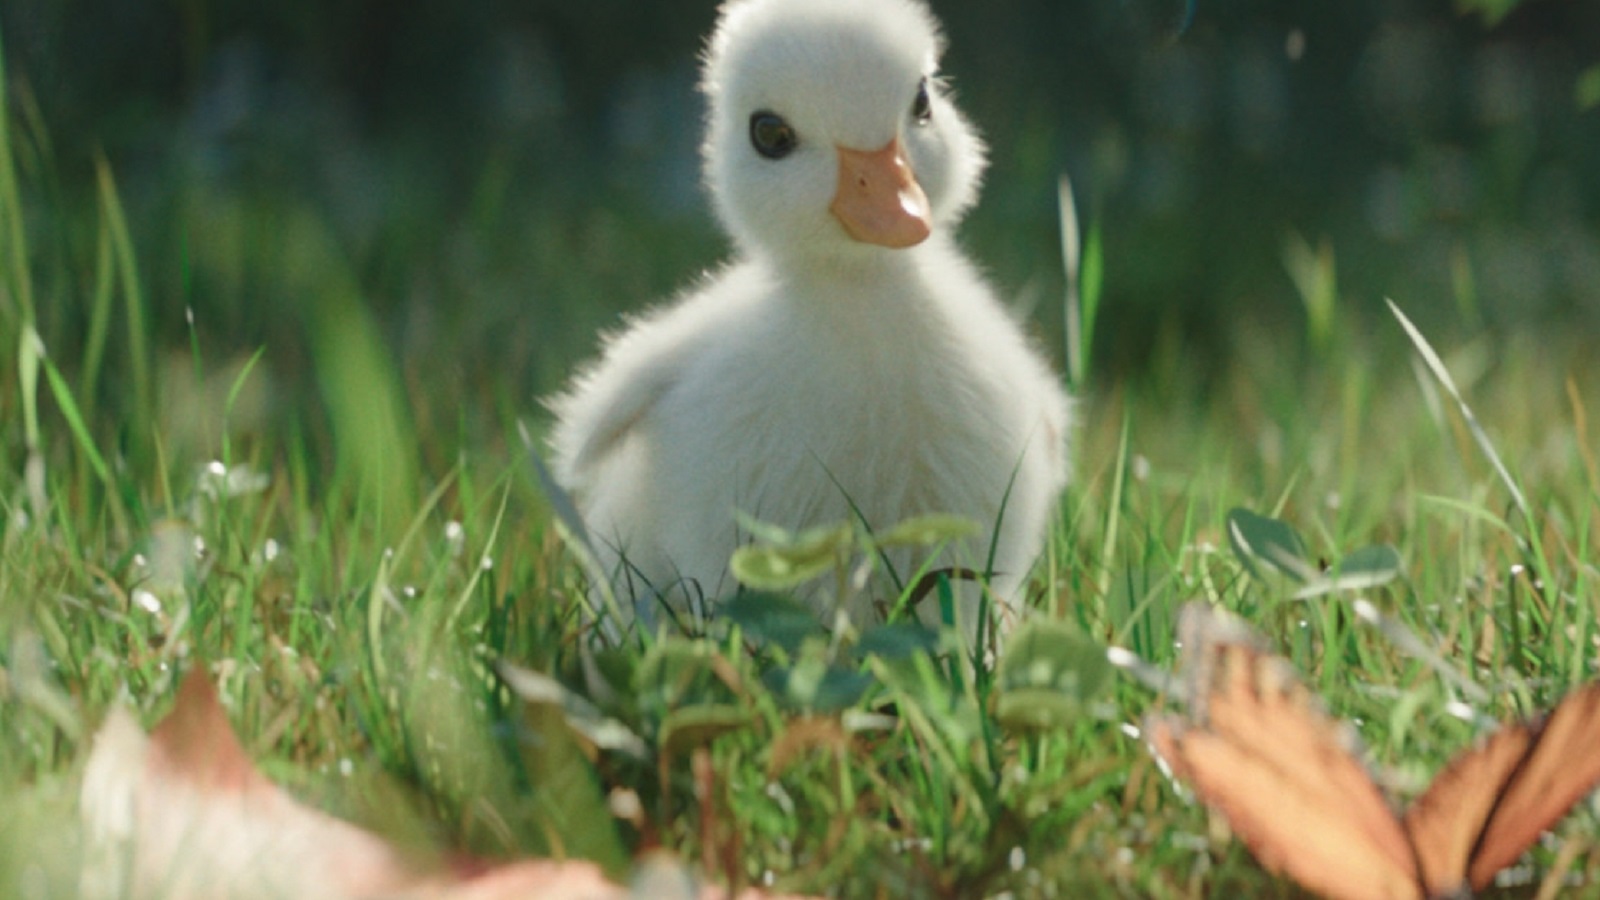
<box><xmin>720</xmin><ymin>591</ymin><xmax>823</xmax><ymax>656</ymax></box>
<box><xmin>993</xmin><ymin>619</ymin><xmax>1111</xmax><ymax>731</ymax></box>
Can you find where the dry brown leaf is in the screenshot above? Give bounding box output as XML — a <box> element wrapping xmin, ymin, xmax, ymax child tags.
<box><xmin>81</xmin><ymin>670</ymin><xmax>427</xmax><ymax>900</ymax></box>
<box><xmin>79</xmin><ymin>667</ymin><xmax>818</xmax><ymax>900</ymax></box>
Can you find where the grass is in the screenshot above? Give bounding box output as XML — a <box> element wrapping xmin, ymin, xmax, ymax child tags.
<box><xmin>4</xmin><ymin>74</ymin><xmax>1600</xmax><ymax>900</ymax></box>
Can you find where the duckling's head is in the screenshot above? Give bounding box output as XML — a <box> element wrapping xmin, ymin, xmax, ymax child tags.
<box><xmin>701</xmin><ymin>0</ymin><xmax>986</xmax><ymax>264</ymax></box>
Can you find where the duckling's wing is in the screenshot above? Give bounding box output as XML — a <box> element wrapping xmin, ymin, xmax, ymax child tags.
<box><xmin>547</xmin><ymin>312</ymin><xmax>691</xmax><ymax>480</ymax></box>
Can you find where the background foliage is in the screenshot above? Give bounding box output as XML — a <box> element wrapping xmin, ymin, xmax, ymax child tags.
<box><xmin>3</xmin><ymin>0</ymin><xmax>1599</xmax><ymax>407</ymax></box>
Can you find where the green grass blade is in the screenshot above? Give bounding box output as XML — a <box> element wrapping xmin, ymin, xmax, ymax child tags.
<box><xmin>78</xmin><ymin>218</ymin><xmax>116</xmax><ymax>421</ymax></box>
<box><xmin>94</xmin><ymin>154</ymin><xmax>152</xmax><ymax>423</ymax></box>
<box><xmin>1059</xmin><ymin>173</ymin><xmax>1101</xmax><ymax>391</ymax></box>
<box><xmin>1386</xmin><ymin>298</ymin><xmax>1530</xmax><ymax>522</ymax></box>
<box><xmin>1093</xmin><ymin>408</ymin><xmax>1132</xmax><ymax>604</ymax></box>
<box><xmin>0</xmin><ymin>25</ymin><xmax>35</xmax><ymax>329</ymax></box>
<box><xmin>31</xmin><ymin>331</ymin><xmax>113</xmax><ymax>490</ymax></box>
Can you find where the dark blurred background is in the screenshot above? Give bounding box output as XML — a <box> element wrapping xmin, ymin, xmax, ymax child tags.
<box><xmin>3</xmin><ymin>0</ymin><xmax>1598</xmax><ymax>420</ymax></box>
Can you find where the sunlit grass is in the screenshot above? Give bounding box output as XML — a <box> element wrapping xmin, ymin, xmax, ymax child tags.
<box><xmin>3</xmin><ymin>79</ymin><xmax>1600</xmax><ymax>899</ymax></box>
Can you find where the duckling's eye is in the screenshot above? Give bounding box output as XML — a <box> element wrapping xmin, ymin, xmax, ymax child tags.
<box><xmin>749</xmin><ymin>111</ymin><xmax>798</xmax><ymax>159</ymax></box>
<box><xmin>911</xmin><ymin>79</ymin><xmax>932</xmax><ymax>124</ymax></box>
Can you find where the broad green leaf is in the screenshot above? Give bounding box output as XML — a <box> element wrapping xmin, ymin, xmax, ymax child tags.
<box><xmin>719</xmin><ymin>590</ymin><xmax>823</xmax><ymax>655</ymax></box>
<box><xmin>1335</xmin><ymin>544</ymin><xmax>1403</xmax><ymax>584</ymax></box>
<box><xmin>514</xmin><ymin>702</ymin><xmax>631</xmax><ymax>870</ymax></box>
<box><xmin>992</xmin><ymin>619</ymin><xmax>1111</xmax><ymax>731</ymax></box>
<box><xmin>1293</xmin><ymin>544</ymin><xmax>1404</xmax><ymax>599</ymax></box>
<box><xmin>497</xmin><ymin>661</ymin><xmax>648</xmax><ymax>760</ymax></box>
<box><xmin>658</xmin><ymin>705</ymin><xmax>754</xmax><ymax>758</ymax></box>
<box><xmin>763</xmin><ymin>662</ymin><xmax>875</xmax><ymax>714</ymax></box>
<box><xmin>855</xmin><ymin>622</ymin><xmax>942</xmax><ymax>660</ymax></box>
<box><xmin>730</xmin><ymin>522</ymin><xmax>853</xmax><ymax>590</ymax></box>
<box><xmin>872</xmin><ymin>514</ymin><xmax>980</xmax><ymax>549</ymax></box>
<box><xmin>1226</xmin><ymin>507</ymin><xmax>1314</xmax><ymax>583</ymax></box>
<box><xmin>636</xmin><ymin>638</ymin><xmax>738</xmax><ymax>718</ymax></box>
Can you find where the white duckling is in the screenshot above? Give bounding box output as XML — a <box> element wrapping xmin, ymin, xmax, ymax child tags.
<box><xmin>548</xmin><ymin>0</ymin><xmax>1070</xmax><ymax>641</ymax></box>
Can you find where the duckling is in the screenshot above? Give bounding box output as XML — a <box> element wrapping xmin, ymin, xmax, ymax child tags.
<box><xmin>548</xmin><ymin>0</ymin><xmax>1070</xmax><ymax>641</ymax></box>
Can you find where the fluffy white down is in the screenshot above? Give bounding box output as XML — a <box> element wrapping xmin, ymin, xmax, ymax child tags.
<box><xmin>547</xmin><ymin>0</ymin><xmax>1070</xmax><ymax>640</ymax></box>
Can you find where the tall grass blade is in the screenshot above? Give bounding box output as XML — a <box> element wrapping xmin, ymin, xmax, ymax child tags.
<box><xmin>18</xmin><ymin>328</ymin><xmax>46</xmax><ymax>517</ymax></box>
<box><xmin>1094</xmin><ymin>408</ymin><xmax>1132</xmax><ymax>604</ymax></box>
<box><xmin>1386</xmin><ymin>298</ymin><xmax>1530</xmax><ymax>522</ymax></box>
<box><xmin>79</xmin><ymin>218</ymin><xmax>116</xmax><ymax>420</ymax></box>
<box><xmin>280</xmin><ymin>207</ymin><xmax>419</xmax><ymax>520</ymax></box>
<box><xmin>94</xmin><ymin>154</ymin><xmax>152</xmax><ymax>422</ymax></box>
<box><xmin>1282</xmin><ymin>232</ymin><xmax>1336</xmax><ymax>356</ymax></box>
<box><xmin>445</xmin><ymin>480</ymin><xmax>512</xmax><ymax>627</ymax></box>
<box><xmin>1059</xmin><ymin>173</ymin><xmax>1101</xmax><ymax>391</ymax></box>
<box><xmin>0</xmin><ymin>27</ymin><xmax>36</xmax><ymax>328</ymax></box>
<box><xmin>32</xmin><ymin>330</ymin><xmax>114</xmax><ymax>491</ymax></box>
<box><xmin>219</xmin><ymin>347</ymin><xmax>266</xmax><ymax>467</ymax></box>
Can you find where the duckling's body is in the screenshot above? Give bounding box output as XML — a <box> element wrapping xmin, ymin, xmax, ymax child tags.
<box><xmin>549</xmin><ymin>0</ymin><xmax>1069</xmax><ymax>638</ymax></box>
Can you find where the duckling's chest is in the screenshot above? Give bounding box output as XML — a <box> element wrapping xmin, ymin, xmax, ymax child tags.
<box><xmin>667</xmin><ymin>291</ymin><xmax>1021</xmax><ymax>518</ymax></box>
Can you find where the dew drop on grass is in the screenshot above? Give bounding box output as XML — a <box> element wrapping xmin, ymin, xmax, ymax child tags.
<box><xmin>1132</xmin><ymin>454</ymin><xmax>1151</xmax><ymax>481</ymax></box>
<box><xmin>1445</xmin><ymin>700</ymin><xmax>1474</xmax><ymax>721</ymax></box>
<box><xmin>133</xmin><ymin>589</ymin><xmax>162</xmax><ymax>614</ymax></box>
<box><xmin>1119</xmin><ymin>722</ymin><xmax>1141</xmax><ymax>740</ymax></box>
<box><xmin>480</xmin><ymin>554</ymin><xmax>494</xmax><ymax>571</ymax></box>
<box><xmin>339</xmin><ymin>758</ymin><xmax>354</xmax><ymax>777</ymax></box>
<box><xmin>1009</xmin><ymin>846</ymin><xmax>1026</xmax><ymax>871</ymax></box>
<box><xmin>262</xmin><ymin>538</ymin><xmax>280</xmax><ymax>562</ymax></box>
<box><xmin>1106</xmin><ymin>646</ymin><xmax>1139</xmax><ymax>669</ymax></box>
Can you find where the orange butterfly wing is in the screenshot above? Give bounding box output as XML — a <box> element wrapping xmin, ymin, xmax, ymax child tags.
<box><xmin>1149</xmin><ymin>607</ymin><xmax>1425</xmax><ymax>900</ymax></box>
<box><xmin>1401</xmin><ymin>721</ymin><xmax>1536</xmax><ymax>896</ymax></box>
<box><xmin>1148</xmin><ymin>715</ymin><xmax>1424</xmax><ymax>900</ymax></box>
<box><xmin>1468</xmin><ymin>683</ymin><xmax>1600</xmax><ymax>888</ymax></box>
<box><xmin>1154</xmin><ymin>606</ymin><xmax>1600</xmax><ymax>899</ymax></box>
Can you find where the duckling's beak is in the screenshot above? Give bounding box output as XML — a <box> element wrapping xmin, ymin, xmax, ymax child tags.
<box><xmin>830</xmin><ymin>138</ymin><xmax>932</xmax><ymax>249</ymax></box>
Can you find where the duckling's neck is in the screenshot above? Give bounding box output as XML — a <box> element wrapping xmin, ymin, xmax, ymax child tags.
<box><xmin>767</xmin><ymin>238</ymin><xmax>946</xmax><ymax>326</ymax></box>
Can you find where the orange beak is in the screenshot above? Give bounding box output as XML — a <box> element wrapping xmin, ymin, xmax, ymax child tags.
<box><xmin>829</xmin><ymin>138</ymin><xmax>932</xmax><ymax>249</ymax></box>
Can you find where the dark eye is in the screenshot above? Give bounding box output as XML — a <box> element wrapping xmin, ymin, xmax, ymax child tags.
<box><xmin>749</xmin><ymin>111</ymin><xmax>798</xmax><ymax>159</ymax></box>
<box><xmin>911</xmin><ymin>79</ymin><xmax>932</xmax><ymax>124</ymax></box>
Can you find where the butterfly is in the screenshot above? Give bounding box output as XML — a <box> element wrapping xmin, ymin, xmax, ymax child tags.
<box><xmin>1144</xmin><ymin>603</ymin><xmax>1600</xmax><ymax>900</ymax></box>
